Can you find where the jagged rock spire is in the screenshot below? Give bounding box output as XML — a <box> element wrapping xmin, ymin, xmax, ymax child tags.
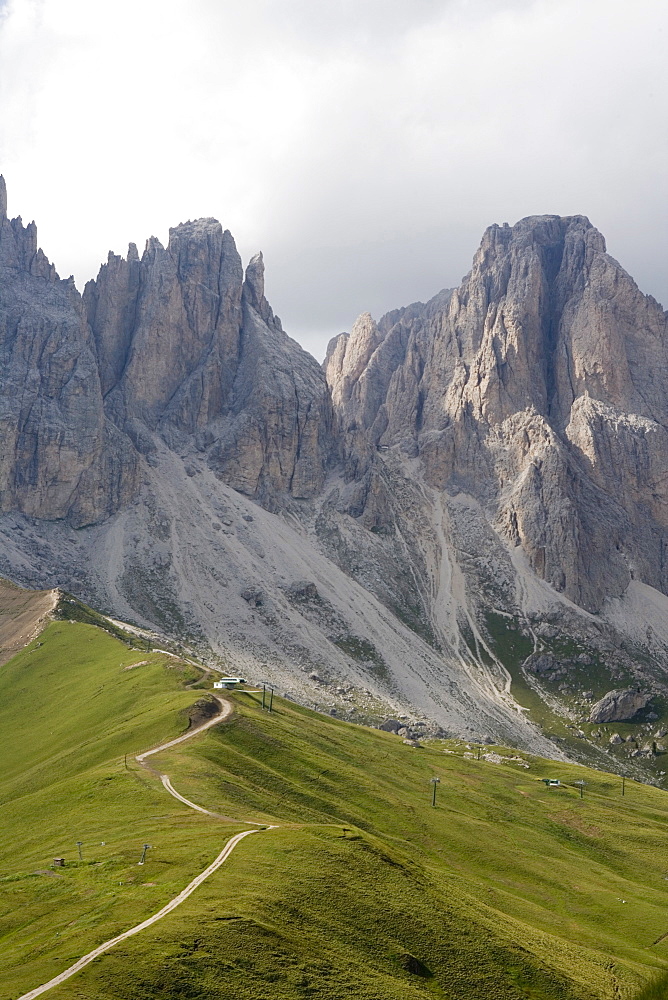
<box><xmin>243</xmin><ymin>251</ymin><xmax>279</xmax><ymax>327</ymax></box>
<box><xmin>243</xmin><ymin>252</ymin><xmax>265</xmax><ymax>311</ymax></box>
<box><xmin>0</xmin><ymin>175</ymin><xmax>7</xmax><ymax>221</ymax></box>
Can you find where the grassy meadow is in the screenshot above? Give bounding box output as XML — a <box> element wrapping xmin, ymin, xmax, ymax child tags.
<box><xmin>1</xmin><ymin>618</ymin><xmax>668</xmax><ymax>999</ymax></box>
<box><xmin>0</xmin><ymin>621</ymin><xmax>244</xmax><ymax>999</ymax></box>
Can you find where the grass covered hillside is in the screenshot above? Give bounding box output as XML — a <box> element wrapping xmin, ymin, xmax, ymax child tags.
<box><xmin>0</xmin><ymin>620</ymin><xmax>245</xmax><ymax>1000</ymax></box>
<box><xmin>1</xmin><ymin>614</ymin><xmax>668</xmax><ymax>999</ymax></box>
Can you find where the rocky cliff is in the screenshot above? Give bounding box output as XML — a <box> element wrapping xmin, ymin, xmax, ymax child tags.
<box><xmin>0</xmin><ymin>176</ymin><xmax>331</xmax><ymax>525</ymax></box>
<box><xmin>84</xmin><ymin>218</ymin><xmax>332</xmax><ymax>503</ymax></box>
<box><xmin>0</xmin><ymin>176</ymin><xmax>140</xmax><ymax>526</ymax></box>
<box><xmin>325</xmin><ymin>215</ymin><xmax>668</xmax><ymax>613</ymax></box>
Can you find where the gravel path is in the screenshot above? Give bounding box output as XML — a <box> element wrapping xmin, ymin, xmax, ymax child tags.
<box><xmin>135</xmin><ymin>694</ymin><xmax>233</xmax><ymax>764</ymax></box>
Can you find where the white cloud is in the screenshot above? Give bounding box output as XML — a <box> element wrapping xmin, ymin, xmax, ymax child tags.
<box><xmin>0</xmin><ymin>0</ymin><xmax>666</xmax><ymax>359</ymax></box>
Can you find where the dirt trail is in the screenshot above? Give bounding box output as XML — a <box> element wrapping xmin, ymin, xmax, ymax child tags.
<box><xmin>16</xmin><ymin>694</ymin><xmax>274</xmax><ymax>1000</ymax></box>
<box><xmin>16</xmin><ymin>829</ymin><xmax>260</xmax><ymax>1000</ymax></box>
<box><xmin>0</xmin><ymin>580</ymin><xmax>57</xmax><ymax>667</ymax></box>
<box><xmin>135</xmin><ymin>694</ymin><xmax>233</xmax><ymax>763</ymax></box>
<box><xmin>137</xmin><ymin>696</ymin><xmax>267</xmax><ymax>825</ymax></box>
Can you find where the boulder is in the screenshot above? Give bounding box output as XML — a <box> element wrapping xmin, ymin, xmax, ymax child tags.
<box><xmin>379</xmin><ymin>719</ymin><xmax>402</xmax><ymax>733</ymax></box>
<box><xmin>609</xmin><ymin>733</ymin><xmax>623</xmax><ymax>745</ymax></box>
<box><xmin>241</xmin><ymin>585</ymin><xmax>264</xmax><ymax>607</ymax></box>
<box><xmin>523</xmin><ymin>652</ymin><xmax>559</xmax><ymax>675</ymax></box>
<box><xmin>287</xmin><ymin>581</ymin><xmax>319</xmax><ymax>601</ymax></box>
<box><xmin>588</xmin><ymin>688</ymin><xmax>651</xmax><ymax>723</ymax></box>
<box><xmin>399</xmin><ymin>953</ymin><xmax>429</xmax><ymax>977</ymax></box>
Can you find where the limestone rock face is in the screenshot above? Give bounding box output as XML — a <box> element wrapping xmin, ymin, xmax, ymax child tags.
<box><xmin>326</xmin><ymin>215</ymin><xmax>668</xmax><ymax>611</ymax></box>
<box><xmin>207</xmin><ymin>252</ymin><xmax>333</xmax><ymax>500</ymax></box>
<box><xmin>85</xmin><ymin>220</ymin><xmax>332</xmax><ymax>500</ymax></box>
<box><xmin>85</xmin><ymin>219</ymin><xmax>245</xmax><ymax>433</ymax></box>
<box><xmin>589</xmin><ymin>688</ymin><xmax>651</xmax><ymax>723</ymax></box>
<box><xmin>0</xmin><ymin>178</ymin><xmax>332</xmax><ymax>526</ymax></box>
<box><xmin>0</xmin><ymin>177</ymin><xmax>140</xmax><ymax>526</ymax></box>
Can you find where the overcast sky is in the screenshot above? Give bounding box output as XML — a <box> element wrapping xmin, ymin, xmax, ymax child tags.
<box><xmin>0</xmin><ymin>0</ymin><xmax>666</xmax><ymax>359</ymax></box>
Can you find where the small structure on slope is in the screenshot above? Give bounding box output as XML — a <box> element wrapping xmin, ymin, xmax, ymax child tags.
<box><xmin>214</xmin><ymin>677</ymin><xmax>246</xmax><ymax>689</ymax></box>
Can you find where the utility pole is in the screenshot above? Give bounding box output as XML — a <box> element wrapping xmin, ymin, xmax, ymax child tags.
<box><xmin>622</xmin><ymin>775</ymin><xmax>625</xmax><ymax>796</ymax></box>
<box><xmin>575</xmin><ymin>780</ymin><xmax>586</xmax><ymax>799</ymax></box>
<box><xmin>76</xmin><ymin>841</ymin><xmax>83</xmax><ymax>861</ymax></box>
<box><xmin>430</xmin><ymin>777</ymin><xmax>441</xmax><ymax>807</ymax></box>
<box><xmin>269</xmin><ymin>688</ymin><xmax>274</xmax><ymax>712</ymax></box>
<box><xmin>138</xmin><ymin>844</ymin><xmax>152</xmax><ymax>865</ymax></box>
<box><xmin>262</xmin><ymin>685</ymin><xmax>266</xmax><ymax>710</ymax></box>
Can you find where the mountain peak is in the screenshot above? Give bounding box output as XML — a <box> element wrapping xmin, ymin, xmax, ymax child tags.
<box><xmin>479</xmin><ymin>213</ymin><xmax>605</xmax><ymax>256</ymax></box>
<box><xmin>168</xmin><ymin>216</ymin><xmax>225</xmax><ymax>243</ymax></box>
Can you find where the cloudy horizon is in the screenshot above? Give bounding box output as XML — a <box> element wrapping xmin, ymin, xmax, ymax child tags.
<box><xmin>0</xmin><ymin>0</ymin><xmax>666</xmax><ymax>359</ymax></box>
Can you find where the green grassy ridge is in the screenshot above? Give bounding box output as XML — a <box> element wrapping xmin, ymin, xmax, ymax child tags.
<box><xmin>53</xmin><ymin>592</ymin><xmax>140</xmax><ymax>646</ymax></box>
<box><xmin>54</xmin><ymin>591</ymin><xmax>205</xmax><ymax>662</ymax></box>
<box><xmin>0</xmin><ymin>622</ymin><xmax>245</xmax><ymax>999</ymax></box>
<box><xmin>120</xmin><ymin>691</ymin><xmax>668</xmax><ymax>997</ymax></box>
<box><xmin>49</xmin><ymin>826</ymin><xmax>598</xmax><ymax>1000</ymax></box>
<box><xmin>2</xmin><ymin>622</ymin><xmax>668</xmax><ymax>999</ymax></box>
<box><xmin>0</xmin><ymin>622</ymin><xmax>199</xmax><ymax>801</ymax></box>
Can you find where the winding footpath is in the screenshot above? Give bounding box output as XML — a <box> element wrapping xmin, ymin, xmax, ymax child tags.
<box><xmin>17</xmin><ymin>695</ymin><xmax>271</xmax><ymax>1000</ymax></box>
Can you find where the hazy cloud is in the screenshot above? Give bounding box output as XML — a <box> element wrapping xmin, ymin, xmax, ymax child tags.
<box><xmin>0</xmin><ymin>0</ymin><xmax>665</xmax><ymax>358</ymax></box>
